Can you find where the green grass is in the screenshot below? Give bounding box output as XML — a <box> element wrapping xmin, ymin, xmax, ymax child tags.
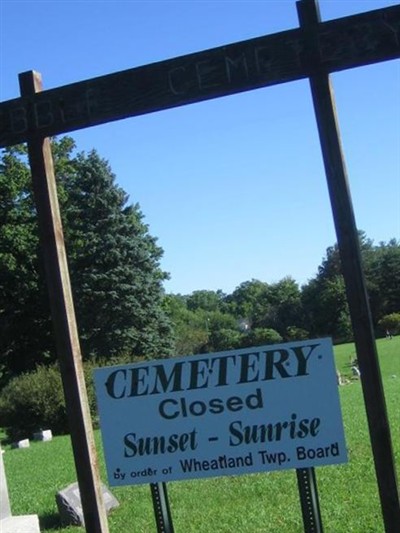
<box><xmin>2</xmin><ymin>337</ymin><xmax>399</xmax><ymax>532</ymax></box>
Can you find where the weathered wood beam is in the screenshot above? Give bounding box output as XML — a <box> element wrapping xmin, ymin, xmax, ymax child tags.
<box><xmin>1</xmin><ymin>4</ymin><xmax>399</xmax><ymax>147</ymax></box>
<box><xmin>19</xmin><ymin>70</ymin><xmax>109</xmax><ymax>533</ymax></box>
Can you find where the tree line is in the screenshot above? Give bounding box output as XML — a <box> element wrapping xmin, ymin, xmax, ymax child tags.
<box><xmin>0</xmin><ymin>138</ymin><xmax>398</xmax><ymax>387</ymax></box>
<box><xmin>165</xmin><ymin>232</ymin><xmax>399</xmax><ymax>357</ymax></box>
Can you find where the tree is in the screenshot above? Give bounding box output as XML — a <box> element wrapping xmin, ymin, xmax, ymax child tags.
<box><xmin>225</xmin><ymin>277</ymin><xmax>305</xmax><ymax>340</ymax></box>
<box><xmin>0</xmin><ymin>145</ymin><xmax>54</xmax><ymax>383</ymax></box>
<box><xmin>164</xmin><ymin>294</ymin><xmax>241</xmax><ymax>355</ymax></box>
<box><xmin>245</xmin><ymin>328</ymin><xmax>282</xmax><ymax>346</ymax></box>
<box><xmin>186</xmin><ymin>290</ymin><xmax>227</xmax><ymax>313</ymax></box>
<box><xmin>285</xmin><ymin>326</ymin><xmax>309</xmax><ymax>341</ymax></box>
<box><xmin>301</xmin><ymin>232</ymin><xmax>399</xmax><ymax>341</ymax></box>
<box><xmin>165</xmin><ymin>232</ymin><xmax>399</xmax><ymax>350</ymax></box>
<box><xmin>163</xmin><ymin>294</ymin><xmax>208</xmax><ymax>355</ymax></box>
<box><xmin>378</xmin><ymin>313</ymin><xmax>400</xmax><ymax>336</ymax></box>
<box><xmin>226</xmin><ymin>279</ymin><xmax>270</xmax><ymax>327</ymax></box>
<box><xmin>316</xmin><ymin>231</ymin><xmax>374</xmax><ymax>281</ymax></box>
<box><xmin>62</xmin><ymin>148</ymin><xmax>174</xmax><ymax>360</ymax></box>
<box><xmin>259</xmin><ymin>277</ymin><xmax>304</xmax><ymax>336</ymax></box>
<box><xmin>363</xmin><ymin>239</ymin><xmax>400</xmax><ymax>324</ymax></box>
<box><xmin>208</xmin><ymin>328</ymin><xmax>242</xmax><ymax>352</ymax></box>
<box><xmin>302</xmin><ymin>267</ymin><xmax>352</xmax><ymax>342</ymax></box>
<box><xmin>0</xmin><ymin>138</ymin><xmax>174</xmax><ymax>384</ymax></box>
<box><xmin>206</xmin><ymin>311</ymin><xmax>240</xmax><ymax>352</ymax></box>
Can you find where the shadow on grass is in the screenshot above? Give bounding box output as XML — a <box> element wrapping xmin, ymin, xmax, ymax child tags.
<box><xmin>40</xmin><ymin>512</ymin><xmax>62</xmax><ymax>531</ymax></box>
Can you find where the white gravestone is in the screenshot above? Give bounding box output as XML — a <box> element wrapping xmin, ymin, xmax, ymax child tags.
<box><xmin>11</xmin><ymin>438</ymin><xmax>30</xmax><ymax>449</ymax></box>
<box><xmin>0</xmin><ymin>447</ymin><xmax>40</xmax><ymax>532</ymax></box>
<box><xmin>33</xmin><ymin>430</ymin><xmax>53</xmax><ymax>442</ymax></box>
<box><xmin>0</xmin><ymin>449</ymin><xmax>11</xmax><ymax>520</ymax></box>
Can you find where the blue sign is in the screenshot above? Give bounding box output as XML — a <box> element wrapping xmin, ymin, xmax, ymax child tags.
<box><xmin>94</xmin><ymin>338</ymin><xmax>347</xmax><ymax>486</ymax></box>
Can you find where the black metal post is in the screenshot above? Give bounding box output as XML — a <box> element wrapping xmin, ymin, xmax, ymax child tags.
<box><xmin>296</xmin><ymin>468</ymin><xmax>323</xmax><ymax>533</ymax></box>
<box><xmin>150</xmin><ymin>483</ymin><xmax>175</xmax><ymax>533</ymax></box>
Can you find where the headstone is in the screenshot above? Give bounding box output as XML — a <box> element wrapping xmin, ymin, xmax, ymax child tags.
<box><xmin>56</xmin><ymin>481</ymin><xmax>119</xmax><ymax>527</ymax></box>
<box><xmin>0</xmin><ymin>446</ymin><xmax>41</xmax><ymax>532</ymax></box>
<box><xmin>11</xmin><ymin>439</ymin><xmax>30</xmax><ymax>449</ymax></box>
<box><xmin>0</xmin><ymin>449</ymin><xmax>11</xmax><ymax>520</ymax></box>
<box><xmin>0</xmin><ymin>515</ymin><xmax>41</xmax><ymax>533</ymax></box>
<box><xmin>33</xmin><ymin>430</ymin><xmax>53</xmax><ymax>442</ymax></box>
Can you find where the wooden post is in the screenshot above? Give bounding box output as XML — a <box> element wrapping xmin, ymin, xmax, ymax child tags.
<box><xmin>19</xmin><ymin>71</ymin><xmax>109</xmax><ymax>533</ymax></box>
<box><xmin>296</xmin><ymin>1</ymin><xmax>400</xmax><ymax>531</ymax></box>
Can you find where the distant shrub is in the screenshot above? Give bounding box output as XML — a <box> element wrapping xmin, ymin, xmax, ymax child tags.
<box><xmin>285</xmin><ymin>326</ymin><xmax>309</xmax><ymax>341</ymax></box>
<box><xmin>0</xmin><ymin>365</ymin><xmax>67</xmax><ymax>441</ymax></box>
<box><xmin>0</xmin><ymin>362</ymin><xmax>99</xmax><ymax>442</ymax></box>
<box><xmin>246</xmin><ymin>328</ymin><xmax>283</xmax><ymax>346</ymax></box>
<box><xmin>0</xmin><ymin>355</ymin><xmax>147</xmax><ymax>441</ymax></box>
<box><xmin>208</xmin><ymin>328</ymin><xmax>242</xmax><ymax>351</ymax></box>
<box><xmin>378</xmin><ymin>313</ymin><xmax>400</xmax><ymax>336</ymax></box>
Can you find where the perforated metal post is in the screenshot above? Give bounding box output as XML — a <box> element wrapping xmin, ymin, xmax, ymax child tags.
<box><xmin>296</xmin><ymin>468</ymin><xmax>323</xmax><ymax>533</ymax></box>
<box><xmin>150</xmin><ymin>483</ymin><xmax>174</xmax><ymax>533</ymax></box>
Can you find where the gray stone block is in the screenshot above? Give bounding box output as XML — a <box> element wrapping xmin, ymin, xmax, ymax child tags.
<box><xmin>56</xmin><ymin>481</ymin><xmax>119</xmax><ymax>526</ymax></box>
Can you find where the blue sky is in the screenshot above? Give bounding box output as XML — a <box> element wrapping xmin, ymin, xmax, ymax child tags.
<box><xmin>1</xmin><ymin>0</ymin><xmax>399</xmax><ymax>295</ymax></box>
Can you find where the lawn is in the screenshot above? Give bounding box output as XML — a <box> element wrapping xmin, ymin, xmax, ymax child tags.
<box><xmin>2</xmin><ymin>337</ymin><xmax>399</xmax><ymax>532</ymax></box>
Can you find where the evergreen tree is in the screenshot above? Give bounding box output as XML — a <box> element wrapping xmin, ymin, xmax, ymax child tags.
<box><xmin>0</xmin><ymin>145</ymin><xmax>54</xmax><ymax>383</ymax></box>
<box><xmin>62</xmin><ymin>148</ymin><xmax>174</xmax><ymax>360</ymax></box>
<box><xmin>301</xmin><ymin>233</ymin><xmax>399</xmax><ymax>340</ymax></box>
<box><xmin>363</xmin><ymin>239</ymin><xmax>400</xmax><ymax>323</ymax></box>
<box><xmin>0</xmin><ymin>138</ymin><xmax>174</xmax><ymax>385</ymax></box>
